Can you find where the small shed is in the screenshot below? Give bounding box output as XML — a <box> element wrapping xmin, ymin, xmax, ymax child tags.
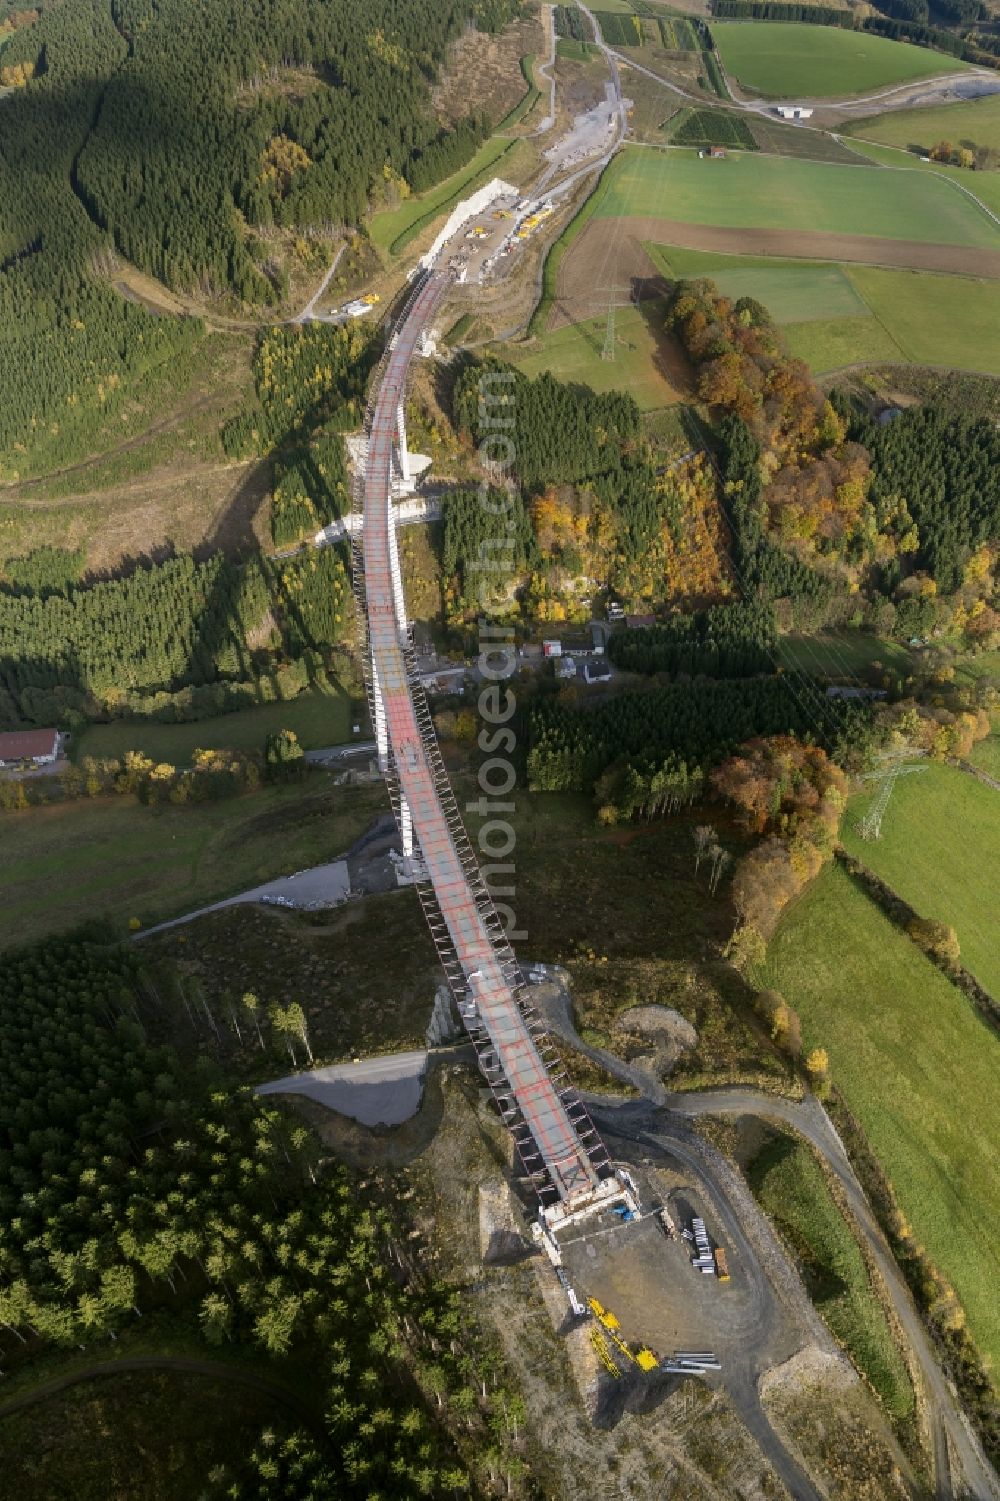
<box><xmin>590</xmin><ymin>621</ymin><xmax>611</xmax><ymax>654</ymax></box>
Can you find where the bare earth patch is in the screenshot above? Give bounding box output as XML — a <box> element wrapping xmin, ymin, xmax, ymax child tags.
<box><xmin>433</xmin><ymin>11</ymin><xmax>544</xmax><ymax>128</ymax></box>
<box><xmin>761</xmin><ymin>1348</ymin><xmax>915</xmax><ymax>1500</ymax></box>
<box><xmin>615</xmin><ymin>1004</ymin><xmax>698</xmax><ymax>1074</ymax></box>
<box><xmin>0</xmin><ymin>457</ymin><xmax>271</xmax><ymax>573</ymax></box>
<box><xmin>558</xmin><ymin>217</ymin><xmax>1000</xmax><ymax>310</ymax></box>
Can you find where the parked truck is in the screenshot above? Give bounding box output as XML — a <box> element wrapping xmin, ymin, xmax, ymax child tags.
<box><xmin>714</xmin><ymin>1246</ymin><xmax>730</xmax><ymax>1282</ymax></box>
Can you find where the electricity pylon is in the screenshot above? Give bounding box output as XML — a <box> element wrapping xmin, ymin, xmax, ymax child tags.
<box><xmin>601</xmin><ymin>286</ymin><xmax>628</xmax><ymax>362</ymax></box>
<box><xmin>856</xmin><ymin>763</ymin><xmax>927</xmax><ymax>841</ymax></box>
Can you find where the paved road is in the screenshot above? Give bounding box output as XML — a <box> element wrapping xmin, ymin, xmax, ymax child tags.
<box><xmin>752</xmin><ymin>70</ymin><xmax>1000</xmax><ymax>117</ymax></box>
<box><xmin>578</xmin><ymin>0</ymin><xmax>628</xmax><ymax>140</ymax></box>
<box><xmin>596</xmin><ymin>1104</ymin><xmax>828</xmax><ymax>1501</ymax></box>
<box><xmin>257</xmin><ymin>1050</ymin><xmax>428</xmax><ymax>1126</ymax></box>
<box><xmin>536</xmin><ymin>977</ymin><xmax>998</xmax><ymax>1501</ymax></box>
<box><xmin>134</xmin><ymin>859</ymin><xmax>351</xmax><ymax>939</ymax></box>
<box><xmin>669</xmin><ymin>1090</ymin><xmax>1000</xmax><ymax>1501</ymax></box>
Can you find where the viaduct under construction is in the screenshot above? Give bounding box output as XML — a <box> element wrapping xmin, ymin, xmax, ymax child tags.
<box><xmin>352</xmin><ymin>268</ymin><xmax>635</xmax><ymax>1235</ymax></box>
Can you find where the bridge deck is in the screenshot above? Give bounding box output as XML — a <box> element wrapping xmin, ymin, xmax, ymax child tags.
<box><xmin>359</xmin><ymin>272</ymin><xmax>600</xmax><ymax>1203</ymax></box>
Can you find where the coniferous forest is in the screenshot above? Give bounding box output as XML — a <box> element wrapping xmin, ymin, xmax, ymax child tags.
<box><xmin>0</xmin><ymin>0</ymin><xmax>520</xmax><ymax>475</ymax></box>
<box><xmin>526</xmin><ymin>678</ymin><xmax>871</xmax><ymax>794</ymax></box>
<box><xmin>0</xmin><ymin>933</ymin><xmax>523</xmax><ymax>1496</ymax></box>
<box><xmin>0</xmin><ymin>547</ymin><xmax>352</xmax><ymax>727</ymax></box>
<box><xmin>841</xmin><ymin>402</ymin><xmax>1000</xmax><ymax>595</ymax></box>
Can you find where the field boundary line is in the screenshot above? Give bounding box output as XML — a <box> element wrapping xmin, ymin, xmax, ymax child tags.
<box><xmin>835</xmin><ymin>846</ymin><xmax>1000</xmax><ymax>1036</ymax></box>
<box><xmin>839</xmin><ymin>268</ymin><xmax>912</xmax><ymax>364</ymax></box>
<box><xmin>838</xmin><ymin>133</ymin><xmax>1000</xmax><ymax>231</ymax></box>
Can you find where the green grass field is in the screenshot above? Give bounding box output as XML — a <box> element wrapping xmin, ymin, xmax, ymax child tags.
<box><xmin>597</xmin><ymin>147</ymin><xmax>997</xmax><ymax>248</ymax></box>
<box><xmin>73</xmin><ymin>686</ymin><xmax>354</xmax><ymax>765</ymax></box>
<box><xmin>849</xmin><ymin>91</ymin><xmax>1000</xmax><ymax>158</ymax></box>
<box><xmin>849</xmin><ymin>263</ymin><xmax>1000</xmax><ymax>372</ymax></box>
<box><xmin>765</xmin><ymin>863</ymin><xmax>1000</xmax><ymax>1375</ymax></box>
<box><xmin>749</xmin><ymin>1134</ymin><xmax>913</xmax><ymax>1416</ymax></box>
<box><xmin>368</xmin><ymin>135</ymin><xmax>520</xmax><ymax>254</ymax></box>
<box><xmin>842</xmin><ymin>761</ymin><xmax>1000</xmax><ymax>997</ymax></box>
<box><xmin>784</xmin><ymin>315</ymin><xmax>905</xmax><ymax>370</ymax></box>
<box><xmin>0</xmin><ymin>780</ymin><xmax>386</xmax><ymax>948</ymax></box>
<box><xmin>646</xmin><ymin>240</ymin><xmax>1000</xmax><ymax>374</ymax></box>
<box><xmin>776</xmin><ymin>630</ymin><xmax>915</xmax><ymax>678</ymax></box>
<box><xmin>510</xmin><ymin>298</ymin><xmax>688</xmax><ymax>408</ymax></box>
<box><xmin>843</xmin><ymin>137</ymin><xmax>1000</xmax><ymax>218</ymax></box>
<box><xmin>954</xmin><ymin>648</ymin><xmax>1000</xmax><ymax>687</ymax></box>
<box><xmin>650</xmin><ymin>243</ymin><xmax>870</xmax><ymax>320</ymax></box>
<box><xmin>713</xmin><ymin>21</ymin><xmax>965</xmax><ymax>99</ymax></box>
<box><xmin>970</xmin><ymin>724</ymin><xmax>1000</xmax><ymax>779</ymax></box>
<box><xmin>556</xmin><ymin>37</ymin><xmax>598</xmax><ymax>60</ymax></box>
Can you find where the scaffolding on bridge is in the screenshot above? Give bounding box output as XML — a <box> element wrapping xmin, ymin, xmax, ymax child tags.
<box><xmin>350</xmin><ymin>269</ymin><xmax>628</xmax><ymax>1222</ymax></box>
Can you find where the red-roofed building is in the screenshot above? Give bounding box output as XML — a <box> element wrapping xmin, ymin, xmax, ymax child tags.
<box><xmin>625</xmin><ymin>613</ymin><xmax>656</xmax><ymax>630</ymax></box>
<box><xmin>0</xmin><ymin>728</ymin><xmax>61</xmax><ymax>767</ymax></box>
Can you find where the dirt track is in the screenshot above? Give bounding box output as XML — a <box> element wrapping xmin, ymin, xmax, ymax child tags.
<box><xmin>556</xmin><ymin>216</ymin><xmax>1000</xmax><ymax>323</ymax></box>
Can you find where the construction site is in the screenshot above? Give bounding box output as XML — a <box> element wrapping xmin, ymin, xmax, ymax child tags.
<box><xmin>338</xmin><ymin>27</ymin><xmax>1000</xmax><ymax>1496</ymax></box>
<box><xmin>343</xmin><ymin>242</ymin><xmax>901</xmax><ymax>1501</ymax></box>
<box><xmin>347</xmin><ymin>213</ymin><xmax>751</xmax><ymax>1381</ymax></box>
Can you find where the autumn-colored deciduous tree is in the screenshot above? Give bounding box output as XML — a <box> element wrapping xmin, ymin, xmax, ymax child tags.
<box><xmin>753</xmin><ymin>989</ymin><xmax>803</xmax><ymax>1059</ymax></box>
<box><xmin>908</xmin><ymin>917</ymin><xmax>961</xmax><ymax>970</ymax></box>
<box><xmin>667</xmin><ymin>279</ymin><xmax>871</xmax><ymax>560</ymax></box>
<box><xmin>0</xmin><ymin>60</ymin><xmax>35</xmax><ymax>87</ymax></box>
<box><xmin>881</xmin><ymin>699</ymin><xmax>991</xmax><ymax>762</ymax></box>
<box><xmin>260</xmin><ymin>134</ymin><xmax>313</xmax><ymax>197</ymax></box>
<box><xmin>804</xmin><ymin>1045</ymin><xmax>830</xmax><ymax>1097</ymax></box>
<box><xmin>721</xmin><ymin>737</ymin><xmax>848</xmax><ymax>940</ymax></box>
<box><xmin>726</xmin><ymin>923</ymin><xmax>766</xmax><ymax>976</ymax></box>
<box><xmin>712</xmin><ymin>736</ymin><xmax>847</xmax><ymax>838</ymax></box>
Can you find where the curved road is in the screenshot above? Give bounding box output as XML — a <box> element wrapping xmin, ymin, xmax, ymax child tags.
<box><xmin>532</xmin><ymin>4</ymin><xmax>558</xmax><ymax>136</ymax></box>
<box><xmin>594</xmin><ymin>1102</ymin><xmax>829</xmax><ymax>1501</ymax></box>
<box><xmin>681</xmin><ymin>1089</ymin><xmax>999</xmax><ymax>1501</ymax></box>
<box><xmin>538</xmin><ymin>980</ymin><xmax>998</xmax><ymax>1501</ymax></box>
